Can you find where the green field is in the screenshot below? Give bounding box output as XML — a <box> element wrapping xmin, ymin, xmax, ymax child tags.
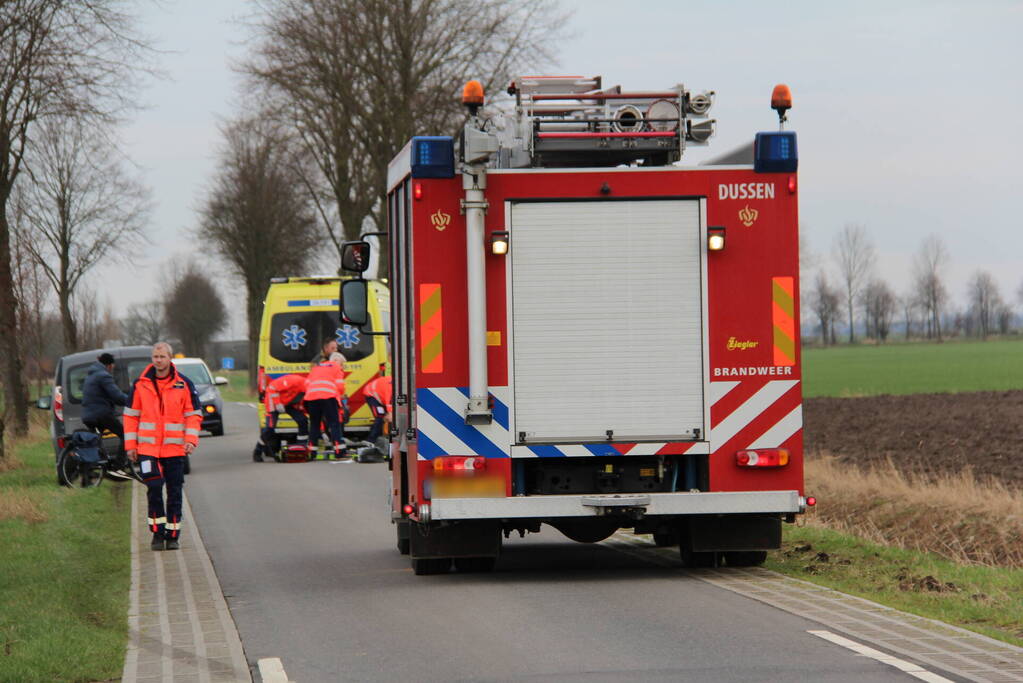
<box><xmin>802</xmin><ymin>339</ymin><xmax>1023</xmax><ymax>397</ymax></box>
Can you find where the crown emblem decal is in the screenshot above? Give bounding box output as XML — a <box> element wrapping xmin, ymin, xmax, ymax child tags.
<box><xmin>431</xmin><ymin>210</ymin><xmax>451</xmax><ymax>231</ymax></box>
<box><xmin>738</xmin><ymin>205</ymin><xmax>758</xmax><ymax>227</ymax></box>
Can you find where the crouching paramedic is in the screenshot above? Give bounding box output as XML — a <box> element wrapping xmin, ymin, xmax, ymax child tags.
<box><xmin>124</xmin><ymin>342</ymin><xmax>202</xmax><ymax>551</ymax></box>
<box><xmin>362</xmin><ymin>371</ymin><xmax>392</xmax><ymax>448</ymax></box>
<box><xmin>305</xmin><ymin>352</ymin><xmax>347</xmax><ymax>459</ymax></box>
<box><xmin>254</xmin><ymin>373</ymin><xmax>308</xmax><ymax>462</ymax></box>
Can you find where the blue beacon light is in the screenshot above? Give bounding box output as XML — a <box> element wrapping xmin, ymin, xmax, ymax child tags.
<box><xmin>411</xmin><ymin>136</ymin><xmax>455</xmax><ymax>178</ymax></box>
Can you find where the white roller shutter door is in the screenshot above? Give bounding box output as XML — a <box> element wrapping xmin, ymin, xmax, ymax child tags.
<box><xmin>510</xmin><ymin>199</ymin><xmax>705</xmax><ymax>443</ymax></box>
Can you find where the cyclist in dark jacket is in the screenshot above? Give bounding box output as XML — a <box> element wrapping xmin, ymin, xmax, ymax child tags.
<box><xmin>82</xmin><ymin>352</ymin><xmax>129</xmax><ymax>454</ymax></box>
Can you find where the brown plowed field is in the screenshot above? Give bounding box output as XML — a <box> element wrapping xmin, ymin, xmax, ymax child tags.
<box><xmin>803</xmin><ymin>391</ymin><xmax>1023</xmax><ymax>488</ymax></box>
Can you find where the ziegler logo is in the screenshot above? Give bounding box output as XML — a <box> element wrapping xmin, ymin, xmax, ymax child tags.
<box><xmin>727</xmin><ymin>336</ymin><xmax>759</xmax><ymax>351</ymax></box>
<box><xmin>738</xmin><ymin>205</ymin><xmax>758</xmax><ymax>227</ymax></box>
<box><xmin>431</xmin><ymin>210</ymin><xmax>451</xmax><ymax>231</ymax></box>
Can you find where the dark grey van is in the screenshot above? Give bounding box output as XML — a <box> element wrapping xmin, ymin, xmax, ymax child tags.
<box><xmin>35</xmin><ymin>346</ymin><xmax>190</xmax><ymax>474</ymax></box>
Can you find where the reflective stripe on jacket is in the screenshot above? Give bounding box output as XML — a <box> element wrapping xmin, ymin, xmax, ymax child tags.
<box><xmin>264</xmin><ymin>374</ymin><xmax>307</xmax><ymax>413</ymax></box>
<box><xmin>123</xmin><ymin>363</ymin><xmax>202</xmax><ymax>458</ymax></box>
<box><xmin>304</xmin><ymin>362</ymin><xmax>346</xmax><ymax>401</ymax></box>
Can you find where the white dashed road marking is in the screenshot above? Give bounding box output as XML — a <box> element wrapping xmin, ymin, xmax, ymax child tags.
<box><xmin>808</xmin><ymin>630</ymin><xmax>954</xmax><ymax>682</ymax></box>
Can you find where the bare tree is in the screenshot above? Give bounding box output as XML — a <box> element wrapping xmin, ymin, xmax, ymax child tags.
<box><xmin>0</xmin><ymin>0</ymin><xmax>153</xmax><ymax>437</ymax></box>
<box><xmin>899</xmin><ymin>293</ymin><xmax>919</xmax><ymax>340</ymax></box>
<box><xmin>810</xmin><ymin>271</ymin><xmax>842</xmax><ymax>345</ymax></box>
<box><xmin>164</xmin><ymin>267</ymin><xmax>226</xmax><ymax>358</ymax></box>
<box><xmin>199</xmin><ymin>116</ymin><xmax>321</xmax><ymax>388</ymax></box>
<box><xmin>832</xmin><ymin>224</ymin><xmax>875</xmax><ymax>343</ymax></box>
<box><xmin>241</xmin><ymin>0</ymin><xmax>565</xmax><ymax>269</ymax></box>
<box><xmin>913</xmin><ymin>235</ymin><xmax>949</xmax><ymax>341</ymax></box>
<box><xmin>861</xmin><ymin>278</ymin><xmax>896</xmax><ymax>343</ymax></box>
<box><xmin>14</xmin><ymin>119</ymin><xmax>150</xmax><ymax>351</ymax></box>
<box><xmin>74</xmin><ymin>285</ymin><xmax>120</xmax><ymax>351</ymax></box>
<box><xmin>966</xmin><ymin>270</ymin><xmax>1002</xmax><ymax>339</ymax></box>
<box><xmin>10</xmin><ymin>208</ymin><xmax>52</xmax><ymax>396</ymax></box>
<box><xmin>121</xmin><ymin>301</ymin><xmax>165</xmax><ymax>346</ymax></box>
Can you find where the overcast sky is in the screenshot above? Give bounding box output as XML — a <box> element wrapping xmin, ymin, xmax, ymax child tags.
<box><xmin>102</xmin><ymin>0</ymin><xmax>1022</xmax><ymax>336</ymax></box>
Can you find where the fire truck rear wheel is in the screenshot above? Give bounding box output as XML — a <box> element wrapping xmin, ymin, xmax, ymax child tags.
<box><xmin>412</xmin><ymin>557</ymin><xmax>451</xmax><ymax>575</ymax></box>
<box><xmin>453</xmin><ymin>557</ymin><xmax>496</xmax><ymax>573</ymax></box>
<box><xmin>723</xmin><ymin>551</ymin><xmax>767</xmax><ymax>567</ymax></box>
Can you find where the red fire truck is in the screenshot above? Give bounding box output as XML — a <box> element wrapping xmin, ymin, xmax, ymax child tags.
<box><xmin>341</xmin><ymin>76</ymin><xmax>813</xmax><ymax>574</ymax></box>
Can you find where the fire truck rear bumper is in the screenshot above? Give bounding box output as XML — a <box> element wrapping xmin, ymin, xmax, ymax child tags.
<box><xmin>429</xmin><ymin>490</ymin><xmax>803</xmax><ymax>520</ymax></box>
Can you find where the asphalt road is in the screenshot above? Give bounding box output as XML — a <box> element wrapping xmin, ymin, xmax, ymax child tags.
<box><xmin>183</xmin><ymin>402</ymin><xmax>940</xmax><ymax>682</ymax></box>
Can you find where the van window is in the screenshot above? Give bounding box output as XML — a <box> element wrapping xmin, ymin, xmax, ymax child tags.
<box><xmin>176</xmin><ymin>363</ymin><xmax>212</xmax><ymax>385</ymax></box>
<box><xmin>124</xmin><ymin>359</ymin><xmax>151</xmax><ymax>385</ymax></box>
<box><xmin>66</xmin><ymin>364</ymin><xmax>91</xmax><ymax>404</ymax></box>
<box><xmin>270</xmin><ymin>311</ymin><xmax>375</xmax><ymax>364</ymax></box>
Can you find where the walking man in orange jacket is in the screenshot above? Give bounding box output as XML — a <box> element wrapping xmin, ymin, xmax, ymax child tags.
<box><xmin>124</xmin><ymin>342</ymin><xmax>203</xmax><ymax>551</ymax></box>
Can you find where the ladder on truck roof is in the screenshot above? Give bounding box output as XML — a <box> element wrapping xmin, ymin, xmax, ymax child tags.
<box><xmin>502</xmin><ymin>75</ymin><xmax>715</xmax><ymax>168</ymax></box>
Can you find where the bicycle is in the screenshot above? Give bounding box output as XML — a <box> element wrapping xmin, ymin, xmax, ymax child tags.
<box><xmin>57</xmin><ymin>429</ymin><xmax>140</xmax><ymax>488</ymax></box>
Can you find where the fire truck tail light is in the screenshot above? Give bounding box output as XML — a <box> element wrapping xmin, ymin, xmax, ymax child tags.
<box><xmin>413</xmin><ymin>182</ymin><xmax>423</xmax><ymax>200</ymax></box>
<box><xmin>410</xmin><ymin>136</ymin><xmax>455</xmax><ymax>179</ymax></box>
<box><xmin>403</xmin><ymin>504</ymin><xmax>414</xmax><ymax>515</ymax></box>
<box><xmin>433</xmin><ymin>456</ymin><xmax>487</xmax><ymax>472</ymax></box>
<box><xmin>735</xmin><ymin>449</ymin><xmax>789</xmax><ymax>467</ymax></box>
<box><xmin>806</xmin><ymin>496</ymin><xmax>817</xmax><ymax>507</ymax></box>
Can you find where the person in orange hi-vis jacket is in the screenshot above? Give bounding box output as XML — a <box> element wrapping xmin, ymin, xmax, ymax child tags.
<box><xmin>304</xmin><ymin>352</ymin><xmax>348</xmax><ymax>460</ymax></box>
<box><xmin>124</xmin><ymin>342</ymin><xmax>203</xmax><ymax>551</ymax></box>
<box><xmin>254</xmin><ymin>373</ymin><xmax>308</xmax><ymax>462</ymax></box>
<box><xmin>362</xmin><ymin>370</ymin><xmax>392</xmax><ymax>445</ymax></box>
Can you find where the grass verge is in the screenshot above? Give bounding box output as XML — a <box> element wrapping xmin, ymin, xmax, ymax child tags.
<box><xmin>766</xmin><ymin>524</ymin><xmax>1023</xmax><ymax>647</ymax></box>
<box><xmin>761</xmin><ymin>454</ymin><xmax>1023</xmax><ymax>647</ymax></box>
<box><xmin>0</xmin><ymin>423</ymin><xmax>131</xmax><ymax>683</ymax></box>
<box><xmin>805</xmin><ymin>455</ymin><xmax>1023</xmax><ymax>567</ymax></box>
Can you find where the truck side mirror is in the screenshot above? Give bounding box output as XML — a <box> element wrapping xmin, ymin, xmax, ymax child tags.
<box><xmin>36</xmin><ymin>396</ymin><xmax>51</xmax><ymax>410</ymax></box>
<box><xmin>341</xmin><ymin>241</ymin><xmax>370</xmax><ymax>273</ymax></box>
<box><xmin>340</xmin><ymin>279</ymin><xmax>369</xmax><ymax>327</ymax></box>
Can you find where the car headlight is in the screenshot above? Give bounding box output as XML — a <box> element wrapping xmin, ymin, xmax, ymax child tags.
<box><xmin>199</xmin><ymin>388</ymin><xmax>218</xmax><ymax>403</ymax></box>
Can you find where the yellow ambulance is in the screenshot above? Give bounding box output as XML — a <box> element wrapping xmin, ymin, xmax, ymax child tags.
<box><xmin>257</xmin><ymin>276</ymin><xmax>390</xmax><ymax>438</ymax></box>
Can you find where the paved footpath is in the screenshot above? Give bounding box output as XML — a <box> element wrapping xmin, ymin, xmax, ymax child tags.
<box><xmin>122</xmin><ymin>482</ymin><xmax>251</xmax><ymax>682</ymax></box>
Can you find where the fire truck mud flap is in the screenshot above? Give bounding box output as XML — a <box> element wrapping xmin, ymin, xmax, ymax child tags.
<box><xmin>409</xmin><ymin>520</ymin><xmax>501</xmax><ymax>561</ymax></box>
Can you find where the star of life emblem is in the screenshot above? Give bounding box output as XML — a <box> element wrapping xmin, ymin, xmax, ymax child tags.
<box><xmin>282</xmin><ymin>324</ymin><xmax>308</xmax><ymax>351</ymax></box>
<box><xmin>335</xmin><ymin>325</ymin><xmax>361</xmax><ymax>349</ymax></box>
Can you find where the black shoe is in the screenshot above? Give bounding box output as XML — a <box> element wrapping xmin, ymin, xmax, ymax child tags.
<box><xmin>151</xmin><ymin>536</ymin><xmax>165</xmax><ymax>551</ymax></box>
<box><xmin>252</xmin><ymin>446</ymin><xmax>264</xmax><ymax>462</ymax></box>
<box><xmin>165</xmin><ymin>539</ymin><xmax>180</xmax><ymax>550</ymax></box>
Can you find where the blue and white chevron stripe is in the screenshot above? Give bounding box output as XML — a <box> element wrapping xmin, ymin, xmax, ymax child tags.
<box><xmin>416</xmin><ymin>387</ymin><xmax>511</xmax><ymax>460</ymax></box>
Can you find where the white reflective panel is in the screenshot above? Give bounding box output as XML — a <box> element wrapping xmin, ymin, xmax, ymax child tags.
<box><xmin>510</xmin><ymin>199</ymin><xmax>705</xmax><ymax>443</ymax></box>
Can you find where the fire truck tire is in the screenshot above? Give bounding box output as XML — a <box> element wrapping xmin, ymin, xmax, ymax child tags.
<box><xmin>412</xmin><ymin>557</ymin><xmax>451</xmax><ymax>575</ymax></box>
<box><xmin>453</xmin><ymin>557</ymin><xmax>496</xmax><ymax>573</ymax></box>
<box><xmin>396</xmin><ymin>521</ymin><xmax>410</xmax><ymax>555</ymax></box>
<box><xmin>723</xmin><ymin>551</ymin><xmax>767</xmax><ymax>567</ymax></box>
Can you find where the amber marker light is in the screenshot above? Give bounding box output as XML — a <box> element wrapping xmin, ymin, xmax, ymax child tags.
<box><xmin>772</xmin><ymin>84</ymin><xmax>792</xmax><ymax>126</ymax></box>
<box><xmin>463</xmin><ymin>80</ymin><xmax>484</xmax><ymax>114</ymax></box>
